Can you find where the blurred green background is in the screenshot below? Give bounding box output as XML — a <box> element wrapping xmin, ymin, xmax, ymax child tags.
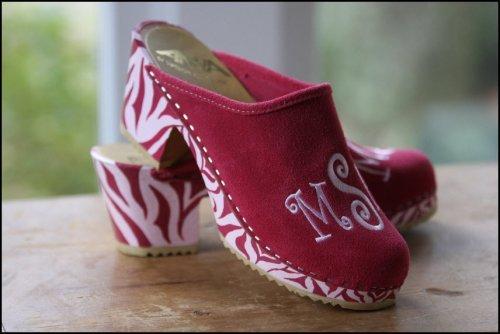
<box><xmin>2</xmin><ymin>3</ymin><xmax>97</xmax><ymax>199</ymax></box>
<box><xmin>317</xmin><ymin>2</ymin><xmax>498</xmax><ymax>161</ymax></box>
<box><xmin>2</xmin><ymin>2</ymin><xmax>498</xmax><ymax>200</ymax></box>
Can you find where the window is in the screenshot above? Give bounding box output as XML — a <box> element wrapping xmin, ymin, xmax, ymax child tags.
<box><xmin>2</xmin><ymin>3</ymin><xmax>97</xmax><ymax>199</ymax></box>
<box><xmin>2</xmin><ymin>3</ymin><xmax>497</xmax><ymax>200</ymax></box>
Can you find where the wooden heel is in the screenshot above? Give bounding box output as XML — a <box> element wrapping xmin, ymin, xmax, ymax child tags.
<box><xmin>91</xmin><ymin>143</ymin><xmax>207</xmax><ymax>257</ymax></box>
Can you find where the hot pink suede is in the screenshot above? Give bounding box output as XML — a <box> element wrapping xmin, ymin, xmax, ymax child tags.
<box><xmin>214</xmin><ymin>51</ymin><xmax>437</xmax><ymax>224</ymax></box>
<box><xmin>141</xmin><ymin>70</ymin><xmax>410</xmax><ymax>291</ymax></box>
<box><xmin>122</xmin><ymin>21</ymin><xmax>410</xmax><ymax>293</ymax></box>
<box><xmin>348</xmin><ymin>142</ymin><xmax>437</xmax><ymax>220</ymax></box>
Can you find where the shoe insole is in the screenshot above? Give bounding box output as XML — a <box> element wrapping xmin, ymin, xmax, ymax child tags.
<box><xmin>139</xmin><ymin>23</ymin><xmax>255</xmax><ymax>168</ymax></box>
<box><xmin>140</xmin><ymin>23</ymin><xmax>254</xmax><ymax>102</ymax></box>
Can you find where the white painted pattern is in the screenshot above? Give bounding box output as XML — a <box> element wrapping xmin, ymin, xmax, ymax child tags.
<box><xmin>347</xmin><ymin>140</ymin><xmax>393</xmax><ymax>182</ymax></box>
<box><xmin>391</xmin><ymin>194</ymin><xmax>437</xmax><ymax>230</ymax></box>
<box><xmin>91</xmin><ymin>148</ymin><xmax>205</xmax><ymax>248</ymax></box>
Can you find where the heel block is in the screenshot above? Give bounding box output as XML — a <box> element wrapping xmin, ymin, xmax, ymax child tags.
<box><xmin>91</xmin><ymin>143</ymin><xmax>207</xmax><ymax>257</ymax></box>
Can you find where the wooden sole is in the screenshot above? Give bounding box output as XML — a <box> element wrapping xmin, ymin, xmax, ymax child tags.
<box><xmin>398</xmin><ymin>207</ymin><xmax>437</xmax><ymax>234</ymax></box>
<box><xmin>116</xmin><ymin>242</ymin><xmax>198</xmax><ymax>257</ymax></box>
<box><xmin>219</xmin><ymin>234</ymin><xmax>395</xmax><ymax>311</ymax></box>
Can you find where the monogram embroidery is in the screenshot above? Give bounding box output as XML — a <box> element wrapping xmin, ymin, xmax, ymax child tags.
<box><xmin>348</xmin><ymin>141</ymin><xmax>393</xmax><ymax>182</ymax></box>
<box><xmin>285</xmin><ymin>182</ymin><xmax>353</xmax><ymax>243</ymax></box>
<box><xmin>285</xmin><ymin>153</ymin><xmax>384</xmax><ymax>242</ymax></box>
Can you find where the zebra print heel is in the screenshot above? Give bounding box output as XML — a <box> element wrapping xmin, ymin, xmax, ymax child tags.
<box><xmin>90</xmin><ymin>143</ymin><xmax>207</xmax><ymax>257</ymax></box>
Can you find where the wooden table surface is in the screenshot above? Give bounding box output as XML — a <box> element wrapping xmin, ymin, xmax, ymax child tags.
<box><xmin>2</xmin><ymin>163</ymin><xmax>498</xmax><ymax>331</ymax></box>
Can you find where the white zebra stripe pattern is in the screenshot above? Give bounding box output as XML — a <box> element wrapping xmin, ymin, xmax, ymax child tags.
<box><xmin>91</xmin><ymin>146</ymin><xmax>206</xmax><ymax>252</ymax></box>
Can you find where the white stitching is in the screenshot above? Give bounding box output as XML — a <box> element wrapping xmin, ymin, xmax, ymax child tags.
<box><xmin>146</xmin><ymin>72</ymin><xmax>399</xmax><ymax>291</ymax></box>
<box><xmin>147</xmin><ymin>68</ymin><xmax>328</xmax><ymax>115</ymax></box>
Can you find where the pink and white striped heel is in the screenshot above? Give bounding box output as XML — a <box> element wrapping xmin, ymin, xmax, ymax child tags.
<box><xmin>91</xmin><ymin>143</ymin><xmax>207</xmax><ymax>257</ymax></box>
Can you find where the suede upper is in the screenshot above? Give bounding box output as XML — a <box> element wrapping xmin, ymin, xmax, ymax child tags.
<box><xmin>120</xmin><ymin>21</ymin><xmax>411</xmax><ymax>293</ymax></box>
<box><xmin>349</xmin><ymin>143</ymin><xmax>437</xmax><ymax>218</ymax></box>
<box><xmin>144</xmin><ymin>58</ymin><xmax>410</xmax><ymax>291</ymax></box>
<box><xmin>215</xmin><ymin>51</ymin><xmax>437</xmax><ymax>221</ymax></box>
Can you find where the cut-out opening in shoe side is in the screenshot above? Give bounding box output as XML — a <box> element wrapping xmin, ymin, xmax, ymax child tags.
<box><xmin>159</xmin><ymin>127</ymin><xmax>194</xmax><ymax>169</ymax></box>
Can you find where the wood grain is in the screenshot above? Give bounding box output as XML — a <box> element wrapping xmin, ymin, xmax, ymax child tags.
<box><xmin>2</xmin><ymin>163</ymin><xmax>498</xmax><ymax>331</ymax></box>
